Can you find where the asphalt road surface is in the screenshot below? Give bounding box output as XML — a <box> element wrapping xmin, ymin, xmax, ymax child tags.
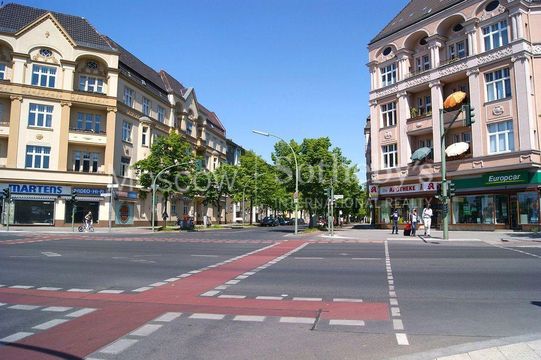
<box><xmin>0</xmin><ymin>226</ymin><xmax>540</xmax><ymax>359</ymax></box>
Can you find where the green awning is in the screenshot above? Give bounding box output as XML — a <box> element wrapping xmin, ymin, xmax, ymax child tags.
<box><xmin>411</xmin><ymin>147</ymin><xmax>432</xmax><ymax>161</ymax></box>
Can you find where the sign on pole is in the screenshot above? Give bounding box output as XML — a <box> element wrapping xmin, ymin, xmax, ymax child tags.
<box><xmin>333</xmin><ymin>194</ymin><xmax>344</xmax><ymax>200</ymax></box>
<box><xmin>107</xmin><ymin>184</ymin><xmax>119</xmax><ymax>189</ymax></box>
<box><xmin>101</xmin><ymin>193</ymin><xmax>112</xmax><ymax>197</ymax></box>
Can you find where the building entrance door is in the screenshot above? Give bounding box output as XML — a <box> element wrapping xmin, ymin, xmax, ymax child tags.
<box><xmin>509</xmin><ymin>195</ymin><xmax>518</xmax><ymax>229</ymax></box>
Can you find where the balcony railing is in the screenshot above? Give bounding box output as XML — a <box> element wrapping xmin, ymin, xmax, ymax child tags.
<box><xmin>69</xmin><ymin>128</ymin><xmax>106</xmax><ymax>135</ymax></box>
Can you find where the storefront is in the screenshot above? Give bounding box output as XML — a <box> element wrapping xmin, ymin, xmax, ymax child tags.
<box><xmin>114</xmin><ymin>190</ymin><xmax>138</xmax><ymax>225</ymax></box>
<box><xmin>372</xmin><ymin>182</ymin><xmax>440</xmax><ymax>228</ymax></box>
<box><xmin>1</xmin><ymin>183</ymin><xmax>71</xmax><ymax>226</ymax></box>
<box><xmin>451</xmin><ymin>170</ymin><xmax>541</xmax><ymax>230</ymax></box>
<box><xmin>64</xmin><ymin>187</ymin><xmax>105</xmax><ymax>225</ymax></box>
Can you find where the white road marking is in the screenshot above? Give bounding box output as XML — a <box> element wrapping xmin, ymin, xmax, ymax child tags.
<box><xmin>388</xmin><ymin>280</ymin><xmax>394</xmax><ymax>285</ymax></box>
<box><xmin>488</xmin><ymin>243</ymin><xmax>541</xmax><ymax>259</ymax></box>
<box><xmin>149</xmin><ymin>282</ymin><xmax>167</xmax><ymax>287</ymax></box>
<box><xmin>244</xmin><ymin>272</ymin><xmax>256</xmax><ymax>276</ymax></box>
<box><xmin>333</xmin><ymin>298</ymin><xmax>363</xmax><ymax>303</ymax></box>
<box><xmin>191</xmin><ymin>254</ymin><xmax>219</xmax><ymax>258</ymax></box>
<box><xmin>178</xmin><ymin>274</ymin><xmax>191</xmax><ymax>278</ymax></box>
<box><xmin>390</xmin><ymin>298</ymin><xmax>398</xmax><ymax>306</ymax></box>
<box><xmin>352</xmin><ymin>258</ymin><xmax>383</xmax><ymax>260</ymax></box>
<box><xmin>0</xmin><ymin>284</ymin><xmax>5</xmax><ymax>287</ymax></box>
<box><xmin>189</xmin><ymin>313</ymin><xmax>225</xmax><ymax>320</ymax></box>
<box><xmin>130</xmin><ymin>324</ymin><xmax>162</xmax><ymax>337</ymax></box>
<box><xmin>393</xmin><ymin>319</ymin><xmax>404</xmax><ymax>330</ymax></box>
<box><xmin>41</xmin><ymin>251</ymin><xmax>61</xmax><ymax>257</ymax></box>
<box><xmin>329</xmin><ymin>320</ymin><xmax>365</xmax><ymax>326</ymax></box>
<box><xmin>132</xmin><ymin>287</ymin><xmax>153</xmax><ymax>292</ymax></box>
<box><xmin>233</xmin><ymin>315</ymin><xmax>266</xmax><ymax>322</ymax></box>
<box><xmin>9</xmin><ymin>285</ymin><xmax>33</xmax><ymax>289</ymax></box>
<box><xmin>255</xmin><ymin>296</ymin><xmax>283</xmax><ymax>300</ymax></box>
<box><xmin>396</xmin><ymin>333</ymin><xmax>409</xmax><ymax>345</ymax></box>
<box><xmin>37</xmin><ymin>287</ymin><xmax>62</xmax><ymax>291</ymax></box>
<box><xmin>292</xmin><ymin>297</ymin><xmax>322</xmax><ymax>302</ymax></box>
<box><xmin>153</xmin><ymin>312</ymin><xmax>182</xmax><ymax>322</ymax></box>
<box><xmin>389</xmin><ymin>291</ymin><xmax>397</xmax><ymax>297</ymax></box>
<box><xmin>294</xmin><ymin>257</ymin><xmax>324</xmax><ymax>260</ymax></box>
<box><xmin>0</xmin><ymin>303</ymin><xmax>6</xmax><ymax>306</ymax></box>
<box><xmin>66</xmin><ymin>308</ymin><xmax>96</xmax><ymax>318</ymax></box>
<box><xmin>0</xmin><ymin>332</ymin><xmax>34</xmax><ymax>343</ymax></box>
<box><xmin>214</xmin><ymin>285</ymin><xmax>229</xmax><ymax>290</ymax></box>
<box><xmin>165</xmin><ymin>278</ymin><xmax>179</xmax><ymax>282</ymax></box>
<box><xmin>225</xmin><ymin>280</ymin><xmax>240</xmax><ymax>285</ymax></box>
<box><xmin>67</xmin><ymin>288</ymin><xmax>93</xmax><ymax>293</ymax></box>
<box><xmin>200</xmin><ymin>290</ymin><xmax>220</xmax><ymax>297</ymax></box>
<box><xmin>42</xmin><ymin>306</ymin><xmax>73</xmax><ymax>312</ymax></box>
<box><xmin>389</xmin><ymin>285</ymin><xmax>395</xmax><ymax>290</ymax></box>
<box><xmin>188</xmin><ymin>270</ymin><xmax>202</xmax><ymax>274</ymax></box>
<box><xmin>98</xmin><ymin>290</ymin><xmax>124</xmax><ymax>294</ymax></box>
<box><xmin>218</xmin><ymin>294</ymin><xmax>246</xmax><ymax>299</ymax></box>
<box><xmin>279</xmin><ymin>317</ymin><xmax>315</xmax><ymax>324</ymax></box>
<box><xmin>33</xmin><ymin>319</ymin><xmax>69</xmax><ymax>330</ymax></box>
<box><xmin>235</xmin><ymin>275</ymin><xmax>249</xmax><ymax>280</ymax></box>
<box><xmin>99</xmin><ymin>339</ymin><xmax>138</xmax><ymax>354</ymax></box>
<box><xmin>9</xmin><ymin>304</ymin><xmax>40</xmax><ymax>310</ymax></box>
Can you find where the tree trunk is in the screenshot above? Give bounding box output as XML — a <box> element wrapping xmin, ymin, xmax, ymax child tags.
<box><xmin>217</xmin><ymin>201</ymin><xmax>222</xmax><ymax>225</ymax></box>
<box><xmin>249</xmin><ymin>196</ymin><xmax>253</xmax><ymax>225</ymax></box>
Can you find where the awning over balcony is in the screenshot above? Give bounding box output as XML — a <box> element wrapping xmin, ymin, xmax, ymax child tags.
<box><xmin>411</xmin><ymin>147</ymin><xmax>432</xmax><ymax>161</ymax></box>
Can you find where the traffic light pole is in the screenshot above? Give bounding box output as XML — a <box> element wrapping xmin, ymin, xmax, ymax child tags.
<box><xmin>440</xmin><ymin>109</ymin><xmax>448</xmax><ymax>240</ymax></box>
<box><xmin>71</xmin><ymin>202</ymin><xmax>76</xmax><ymax>232</ymax></box>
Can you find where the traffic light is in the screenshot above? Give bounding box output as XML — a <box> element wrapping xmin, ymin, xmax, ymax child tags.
<box><xmin>2</xmin><ymin>187</ymin><xmax>10</xmax><ymax>200</ymax></box>
<box><xmin>463</xmin><ymin>104</ymin><xmax>475</xmax><ymax>126</ymax></box>
<box><xmin>448</xmin><ymin>181</ymin><xmax>456</xmax><ymax>198</ymax></box>
<box><xmin>71</xmin><ymin>189</ymin><xmax>77</xmax><ymax>203</ymax></box>
<box><xmin>324</xmin><ymin>188</ymin><xmax>330</xmax><ymax>198</ymax></box>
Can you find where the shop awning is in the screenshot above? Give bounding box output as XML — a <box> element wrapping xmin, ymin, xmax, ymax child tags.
<box><xmin>445</xmin><ymin>142</ymin><xmax>469</xmax><ymax>157</ymax></box>
<box><xmin>411</xmin><ymin>147</ymin><xmax>432</xmax><ymax>161</ymax></box>
<box><xmin>11</xmin><ymin>194</ymin><xmax>58</xmax><ymax>201</ymax></box>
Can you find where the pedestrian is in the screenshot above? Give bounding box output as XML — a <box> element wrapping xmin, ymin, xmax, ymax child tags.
<box><xmin>84</xmin><ymin>211</ymin><xmax>93</xmax><ymax>231</ymax></box>
<box><xmin>410</xmin><ymin>208</ymin><xmax>418</xmax><ymax>236</ymax></box>
<box><xmin>391</xmin><ymin>209</ymin><xmax>399</xmax><ymax>234</ymax></box>
<box><xmin>422</xmin><ymin>204</ymin><xmax>433</xmax><ymax>236</ymax></box>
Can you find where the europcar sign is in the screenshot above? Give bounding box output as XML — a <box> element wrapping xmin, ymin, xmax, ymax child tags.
<box><xmin>483</xmin><ymin>171</ymin><xmax>528</xmax><ymax>186</ymax></box>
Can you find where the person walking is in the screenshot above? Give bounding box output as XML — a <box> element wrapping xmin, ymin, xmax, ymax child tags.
<box><xmin>84</xmin><ymin>211</ymin><xmax>93</xmax><ymax>231</ymax></box>
<box><xmin>391</xmin><ymin>209</ymin><xmax>399</xmax><ymax>234</ymax></box>
<box><xmin>410</xmin><ymin>208</ymin><xmax>418</xmax><ymax>236</ymax></box>
<box><xmin>422</xmin><ymin>204</ymin><xmax>433</xmax><ymax>236</ymax></box>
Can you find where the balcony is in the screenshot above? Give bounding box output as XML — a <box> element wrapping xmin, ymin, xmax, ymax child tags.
<box><xmin>0</xmin><ymin>121</ymin><xmax>8</xmax><ymax>137</ymax></box>
<box><xmin>406</xmin><ymin>114</ymin><xmax>432</xmax><ymax>134</ymax></box>
<box><xmin>68</xmin><ymin>128</ymin><xmax>107</xmax><ymax>146</ymax></box>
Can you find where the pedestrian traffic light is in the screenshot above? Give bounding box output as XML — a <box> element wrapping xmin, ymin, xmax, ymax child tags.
<box><xmin>2</xmin><ymin>187</ymin><xmax>10</xmax><ymax>200</ymax></box>
<box><xmin>448</xmin><ymin>181</ymin><xmax>456</xmax><ymax>197</ymax></box>
<box><xmin>71</xmin><ymin>189</ymin><xmax>77</xmax><ymax>203</ymax></box>
<box><xmin>463</xmin><ymin>104</ymin><xmax>475</xmax><ymax>126</ymax></box>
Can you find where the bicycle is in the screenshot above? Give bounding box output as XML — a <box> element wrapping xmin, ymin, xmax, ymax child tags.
<box><xmin>78</xmin><ymin>221</ymin><xmax>95</xmax><ymax>232</ymax></box>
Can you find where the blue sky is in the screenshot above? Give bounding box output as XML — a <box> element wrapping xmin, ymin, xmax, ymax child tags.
<box><xmin>19</xmin><ymin>0</ymin><xmax>408</xmax><ymax>181</ymax></box>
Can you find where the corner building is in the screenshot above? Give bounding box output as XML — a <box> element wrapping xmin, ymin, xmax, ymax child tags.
<box><xmin>0</xmin><ymin>3</ymin><xmax>228</xmax><ymax>226</ymax></box>
<box><xmin>367</xmin><ymin>0</ymin><xmax>541</xmax><ymax>230</ymax></box>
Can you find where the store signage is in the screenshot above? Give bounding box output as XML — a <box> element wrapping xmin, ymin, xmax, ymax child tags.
<box><xmin>483</xmin><ymin>171</ymin><xmax>529</xmax><ymax>186</ymax></box>
<box><xmin>1</xmin><ymin>183</ymin><xmax>71</xmax><ymax>195</ymax></box>
<box><xmin>116</xmin><ymin>191</ymin><xmax>138</xmax><ymax>199</ymax></box>
<box><xmin>379</xmin><ymin>182</ymin><xmax>439</xmax><ymax>195</ymax></box>
<box><xmin>369</xmin><ymin>185</ymin><xmax>378</xmax><ymax>198</ymax></box>
<box><xmin>73</xmin><ymin>188</ymin><xmax>105</xmax><ymax>196</ymax></box>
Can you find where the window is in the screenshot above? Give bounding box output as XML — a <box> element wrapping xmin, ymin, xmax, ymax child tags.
<box><xmin>185</xmin><ymin>121</ymin><xmax>193</xmax><ymax>135</ymax></box>
<box><xmin>448</xmin><ymin>40</ymin><xmax>467</xmax><ymax>60</ymax></box>
<box><xmin>518</xmin><ymin>192</ymin><xmax>539</xmax><ymax>225</ymax></box>
<box><xmin>142</xmin><ymin>126</ymin><xmax>149</xmax><ymax>146</ymax></box>
<box><xmin>0</xmin><ymin>63</ymin><xmax>6</xmax><ymax>80</ymax></box>
<box><xmin>462</xmin><ymin>132</ymin><xmax>472</xmax><ymax>144</ymax></box>
<box><xmin>485</xmin><ymin>68</ymin><xmax>511</xmax><ymax>101</ymax></box>
<box><xmin>419</xmin><ymin>138</ymin><xmax>432</xmax><ymax>149</ymax></box>
<box><xmin>123</xmin><ymin>87</ymin><xmax>135</xmax><ymax>107</ymax></box>
<box><xmin>79</xmin><ymin>75</ymin><xmax>104</xmax><ymax>93</ymax></box>
<box><xmin>25</xmin><ymin>145</ymin><xmax>50</xmax><ymax>169</ymax></box>
<box><xmin>28</xmin><ymin>103</ymin><xmax>53</xmax><ymax>128</ymax></box>
<box><xmin>157</xmin><ymin>106</ymin><xmax>165</xmax><ymax>123</ymax></box>
<box><xmin>382</xmin><ymin>144</ymin><xmax>398</xmax><ymax>169</ymax></box>
<box><xmin>452</xmin><ymin>195</ymin><xmax>494</xmax><ymax>224</ymax></box>
<box><xmin>415</xmin><ymin>55</ymin><xmax>430</xmax><ymax>72</ymax></box>
<box><xmin>120</xmin><ymin>157</ymin><xmax>131</xmax><ymax>177</ymax></box>
<box><xmin>122</xmin><ymin>121</ymin><xmax>132</xmax><ymax>142</ymax></box>
<box><xmin>380</xmin><ymin>63</ymin><xmax>397</xmax><ymax>87</ymax></box>
<box><xmin>73</xmin><ymin>151</ymin><xmax>100</xmax><ymax>173</ymax></box>
<box><xmin>488</xmin><ymin>120</ymin><xmax>514</xmax><ymax>154</ymax></box>
<box><xmin>483</xmin><ymin>20</ymin><xmax>508</xmax><ymax>51</ymax></box>
<box><xmin>381</xmin><ymin>102</ymin><xmax>396</xmax><ymax>127</ymax></box>
<box><xmin>416</xmin><ymin>96</ymin><xmax>431</xmax><ymax>116</ymax></box>
<box><xmin>76</xmin><ymin>112</ymin><xmax>102</xmax><ymax>132</ymax></box>
<box><xmin>142</xmin><ymin>97</ymin><xmax>151</xmax><ymax>116</ymax></box>
<box><xmin>31</xmin><ymin>64</ymin><xmax>56</xmax><ymax>88</ymax></box>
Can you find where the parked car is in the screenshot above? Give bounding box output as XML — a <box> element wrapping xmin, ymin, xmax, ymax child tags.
<box><xmin>289</xmin><ymin>218</ymin><xmax>306</xmax><ymax>225</ymax></box>
<box><xmin>260</xmin><ymin>216</ymin><xmax>279</xmax><ymax>227</ymax></box>
<box><xmin>278</xmin><ymin>217</ymin><xmax>288</xmax><ymax>225</ymax></box>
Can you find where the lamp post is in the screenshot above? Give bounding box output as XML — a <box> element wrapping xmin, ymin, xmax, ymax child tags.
<box><xmin>151</xmin><ymin>162</ymin><xmax>190</xmax><ymax>233</ymax></box>
<box><xmin>252</xmin><ymin>130</ymin><xmax>299</xmax><ymax>235</ymax></box>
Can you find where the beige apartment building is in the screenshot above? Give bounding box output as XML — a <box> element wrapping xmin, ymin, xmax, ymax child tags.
<box><xmin>0</xmin><ymin>3</ymin><xmax>228</xmax><ymax>227</ymax></box>
<box><xmin>367</xmin><ymin>0</ymin><xmax>541</xmax><ymax>230</ymax></box>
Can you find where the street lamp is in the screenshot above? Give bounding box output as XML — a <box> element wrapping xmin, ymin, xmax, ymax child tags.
<box><xmin>252</xmin><ymin>130</ymin><xmax>299</xmax><ymax>235</ymax></box>
<box><xmin>151</xmin><ymin>161</ymin><xmax>191</xmax><ymax>233</ymax></box>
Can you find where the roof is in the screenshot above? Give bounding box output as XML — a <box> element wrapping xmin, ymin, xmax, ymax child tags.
<box><xmin>369</xmin><ymin>0</ymin><xmax>466</xmax><ymax>45</ymax></box>
<box><xmin>160</xmin><ymin>70</ymin><xmax>187</xmax><ymax>97</ymax></box>
<box><xmin>197</xmin><ymin>103</ymin><xmax>226</xmax><ymax>133</ymax></box>
<box><xmin>103</xmin><ymin>36</ymin><xmax>169</xmax><ymax>100</ymax></box>
<box><xmin>0</xmin><ymin>3</ymin><xmax>114</xmax><ymax>52</ymax></box>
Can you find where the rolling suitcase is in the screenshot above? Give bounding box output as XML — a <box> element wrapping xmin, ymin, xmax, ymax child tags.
<box><xmin>403</xmin><ymin>223</ymin><xmax>411</xmax><ymax>236</ymax></box>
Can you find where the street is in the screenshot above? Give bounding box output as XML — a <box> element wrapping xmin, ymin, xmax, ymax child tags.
<box><xmin>0</xmin><ymin>227</ymin><xmax>540</xmax><ymax>359</ymax></box>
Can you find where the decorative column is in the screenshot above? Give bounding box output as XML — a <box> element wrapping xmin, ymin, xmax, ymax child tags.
<box><xmin>427</xmin><ymin>36</ymin><xmax>445</xmax><ymax>69</ymax></box>
<box><xmin>57</xmin><ymin>102</ymin><xmax>71</xmax><ymax>171</ymax></box>
<box><xmin>369</xmin><ymin>99</ymin><xmax>379</xmax><ymax>172</ymax></box>
<box><xmin>397</xmin><ymin>91</ymin><xmax>411</xmax><ymax>166</ymax></box>
<box><xmin>467</xmin><ymin>68</ymin><xmax>483</xmax><ymax>157</ymax></box>
<box><xmin>62</xmin><ymin>63</ymin><xmax>75</xmax><ymax>91</ymax></box>
<box><xmin>512</xmin><ymin>54</ymin><xmax>536</xmax><ymax>151</ymax></box>
<box><xmin>464</xmin><ymin>19</ymin><xmax>479</xmax><ymax>56</ymax></box>
<box><xmin>429</xmin><ymin>81</ymin><xmax>443</xmax><ymax>162</ymax></box>
<box><xmin>367</xmin><ymin>61</ymin><xmax>378</xmax><ymax>90</ymax></box>
<box><xmin>104</xmin><ymin>107</ymin><xmax>117</xmax><ymax>174</ymax></box>
<box><xmin>396</xmin><ymin>50</ymin><xmax>412</xmax><ymax>81</ymax></box>
<box><xmin>509</xmin><ymin>9</ymin><xmax>524</xmax><ymax>40</ymax></box>
<box><xmin>11</xmin><ymin>55</ymin><xmax>27</xmax><ymax>84</ymax></box>
<box><xmin>6</xmin><ymin>95</ymin><xmax>22</xmax><ymax>168</ymax></box>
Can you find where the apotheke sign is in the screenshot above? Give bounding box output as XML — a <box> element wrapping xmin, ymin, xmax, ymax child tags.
<box><xmin>379</xmin><ymin>182</ymin><xmax>439</xmax><ymax>195</ymax></box>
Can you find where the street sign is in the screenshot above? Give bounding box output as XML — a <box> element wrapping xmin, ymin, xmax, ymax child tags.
<box><xmin>101</xmin><ymin>193</ymin><xmax>112</xmax><ymax>197</ymax></box>
<box><xmin>107</xmin><ymin>184</ymin><xmax>119</xmax><ymax>189</ymax></box>
<box><xmin>333</xmin><ymin>194</ymin><xmax>344</xmax><ymax>200</ymax></box>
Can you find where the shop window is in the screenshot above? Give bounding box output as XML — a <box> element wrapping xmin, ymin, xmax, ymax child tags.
<box><xmin>494</xmin><ymin>194</ymin><xmax>508</xmax><ymax>224</ymax></box>
<box><xmin>452</xmin><ymin>195</ymin><xmax>494</xmax><ymax>224</ymax></box>
<box><xmin>518</xmin><ymin>192</ymin><xmax>539</xmax><ymax>225</ymax></box>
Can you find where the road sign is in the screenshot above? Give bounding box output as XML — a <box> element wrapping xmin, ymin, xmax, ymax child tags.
<box><xmin>107</xmin><ymin>184</ymin><xmax>119</xmax><ymax>189</ymax></box>
<box><xmin>101</xmin><ymin>193</ymin><xmax>112</xmax><ymax>197</ymax></box>
<box><xmin>333</xmin><ymin>194</ymin><xmax>344</xmax><ymax>200</ymax></box>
